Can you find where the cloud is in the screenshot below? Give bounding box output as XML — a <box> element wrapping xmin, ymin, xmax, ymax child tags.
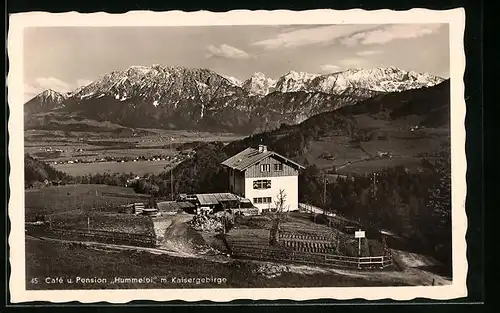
<box><xmin>76</xmin><ymin>79</ymin><xmax>93</xmax><ymax>88</ymax></box>
<box><xmin>340</xmin><ymin>24</ymin><xmax>443</xmax><ymax>46</ymax></box>
<box><xmin>206</xmin><ymin>44</ymin><xmax>251</xmax><ymax>59</ymax></box>
<box><xmin>320</xmin><ymin>64</ymin><xmax>343</xmax><ymax>73</ymax></box>
<box><xmin>252</xmin><ymin>25</ymin><xmax>375</xmax><ymax>50</ymax></box>
<box><xmin>356</xmin><ymin>49</ymin><xmax>382</xmax><ymax>56</ymax></box>
<box><xmin>338</xmin><ymin>58</ymin><xmax>368</xmax><ymax>68</ymax></box>
<box><xmin>24</xmin><ymin>77</ymin><xmax>71</xmax><ymax>101</ymax></box>
<box><xmin>35</xmin><ymin>77</ymin><xmax>72</xmax><ymax>92</ymax></box>
<box><xmin>24</xmin><ymin>77</ymin><xmax>92</xmax><ymax>102</ymax></box>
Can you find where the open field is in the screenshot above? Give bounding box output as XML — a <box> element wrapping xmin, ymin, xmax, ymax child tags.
<box><xmin>25</xmin><ymin>184</ymin><xmax>150</xmax><ymax>220</ymax></box>
<box><xmin>48</xmin><ymin>210</ymin><xmax>155</xmax><ymax>236</ymax></box>
<box><xmin>25</xmin><ymin>238</ymin><xmax>411</xmax><ymax>289</ymax></box>
<box><xmin>54</xmin><ymin>160</ymin><xmax>174</xmax><ymax>176</ymax></box>
<box><xmin>299</xmin><ymin>127</ymin><xmax>448</xmax><ymax>175</ymax></box>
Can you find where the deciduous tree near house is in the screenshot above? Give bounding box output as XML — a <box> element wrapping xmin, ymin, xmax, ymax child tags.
<box><xmin>269</xmin><ymin>189</ymin><xmax>289</xmax><ymax>246</ymax></box>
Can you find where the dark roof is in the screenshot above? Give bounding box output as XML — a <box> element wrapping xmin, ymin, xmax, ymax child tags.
<box><xmin>156</xmin><ymin>201</ymin><xmax>195</xmax><ymax>212</ymax></box>
<box><xmin>221</xmin><ymin>147</ymin><xmax>304</xmax><ymax>172</ymax></box>
<box><xmin>195</xmin><ymin>193</ymin><xmax>240</xmax><ymax>206</ymax></box>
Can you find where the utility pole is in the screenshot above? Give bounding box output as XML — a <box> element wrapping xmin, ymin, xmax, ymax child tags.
<box><xmin>323</xmin><ymin>175</ymin><xmax>327</xmax><ymax>208</ymax></box>
<box><xmin>87</xmin><ymin>216</ymin><xmax>90</xmax><ymax>234</ymax></box>
<box><xmin>358</xmin><ymin>229</ymin><xmax>362</xmax><ymax>256</ymax></box>
<box><xmin>94</xmin><ymin>189</ymin><xmax>98</xmax><ymax>210</ymax></box>
<box><xmin>336</xmin><ymin>235</ymin><xmax>340</xmax><ymax>254</ymax></box>
<box><xmin>170</xmin><ymin>168</ymin><xmax>174</xmax><ymax>201</ymax></box>
<box><xmin>372</xmin><ymin>172</ymin><xmax>377</xmax><ymax>198</ymax></box>
<box><xmin>170</xmin><ymin>137</ymin><xmax>174</xmax><ymax>201</ymax></box>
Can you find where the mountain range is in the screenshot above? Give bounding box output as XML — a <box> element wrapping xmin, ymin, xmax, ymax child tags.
<box><xmin>223</xmin><ymin>78</ymin><xmax>451</xmax><ymax>175</ymax></box>
<box><xmin>24</xmin><ymin>65</ymin><xmax>445</xmax><ymax>134</ymax></box>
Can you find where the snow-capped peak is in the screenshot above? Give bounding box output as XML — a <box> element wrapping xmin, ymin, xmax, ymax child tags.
<box><xmin>222</xmin><ymin>75</ymin><xmax>243</xmax><ymax>87</ymax></box>
<box><xmin>36</xmin><ymin>89</ymin><xmax>67</xmax><ymax>102</ymax></box>
<box><xmin>308</xmin><ymin>66</ymin><xmax>445</xmax><ymax>94</ymax></box>
<box><xmin>283</xmin><ymin>70</ymin><xmax>319</xmax><ymax>81</ymax></box>
<box><xmin>273</xmin><ymin>70</ymin><xmax>319</xmax><ymax>93</ymax></box>
<box><xmin>127</xmin><ymin>65</ymin><xmax>154</xmax><ymax>75</ymax></box>
<box><xmin>242</xmin><ymin>72</ymin><xmax>277</xmax><ymax>96</ymax></box>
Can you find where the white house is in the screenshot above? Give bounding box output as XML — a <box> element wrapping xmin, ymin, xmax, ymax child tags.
<box><xmin>221</xmin><ymin>145</ymin><xmax>304</xmax><ymax>214</ymax></box>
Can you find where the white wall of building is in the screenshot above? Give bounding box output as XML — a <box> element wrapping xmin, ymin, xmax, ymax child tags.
<box><xmin>244</xmin><ymin>175</ymin><xmax>299</xmax><ymax>213</ymax></box>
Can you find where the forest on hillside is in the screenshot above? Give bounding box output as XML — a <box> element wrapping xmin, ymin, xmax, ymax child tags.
<box><xmin>24</xmin><ymin>154</ymin><xmax>72</xmax><ymax>186</ymax></box>
<box><xmin>299</xmin><ymin>146</ymin><xmax>451</xmax><ymax>272</ymax></box>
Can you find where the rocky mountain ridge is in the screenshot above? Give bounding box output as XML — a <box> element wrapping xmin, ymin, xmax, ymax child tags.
<box><xmin>24</xmin><ymin>65</ymin><xmax>445</xmax><ymax>134</ymax></box>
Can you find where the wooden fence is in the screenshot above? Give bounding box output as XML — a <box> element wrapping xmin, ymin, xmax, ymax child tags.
<box><xmin>228</xmin><ymin>244</ymin><xmax>392</xmax><ymax>269</ymax></box>
<box><xmin>26</xmin><ymin>224</ymin><xmax>156</xmax><ymax>248</ymax></box>
<box><xmin>299</xmin><ymin>203</ymin><xmax>357</xmax><ymax>224</ymax></box>
<box><xmin>225</xmin><ymin>231</ymin><xmax>393</xmax><ymax>270</ymax></box>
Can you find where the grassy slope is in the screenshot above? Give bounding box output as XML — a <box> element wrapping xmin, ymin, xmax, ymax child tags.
<box><xmin>25</xmin><ymin>239</ymin><xmax>406</xmax><ymax>289</ymax></box>
<box><xmin>25</xmin><ymin>184</ymin><xmax>150</xmax><ymax>220</ymax></box>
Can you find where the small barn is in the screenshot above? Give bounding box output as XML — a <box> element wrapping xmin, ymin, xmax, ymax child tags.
<box><xmin>156</xmin><ymin>201</ymin><xmax>196</xmax><ymax>215</ymax></box>
<box><xmin>194</xmin><ymin>193</ymin><xmax>240</xmax><ymax>215</ymax></box>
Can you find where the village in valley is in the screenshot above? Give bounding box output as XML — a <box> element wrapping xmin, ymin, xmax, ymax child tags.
<box><xmin>22</xmin><ymin>23</ymin><xmax>453</xmax><ymax>289</ymax></box>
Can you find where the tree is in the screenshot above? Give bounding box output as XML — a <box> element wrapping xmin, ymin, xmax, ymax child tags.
<box><xmin>269</xmin><ymin>189</ymin><xmax>289</xmax><ymax>246</ymax></box>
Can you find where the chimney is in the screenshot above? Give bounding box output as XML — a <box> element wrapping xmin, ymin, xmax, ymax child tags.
<box><xmin>258</xmin><ymin>144</ymin><xmax>267</xmax><ymax>153</ymax></box>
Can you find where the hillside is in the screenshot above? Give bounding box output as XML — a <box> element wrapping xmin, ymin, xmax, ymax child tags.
<box><xmin>223</xmin><ymin>79</ymin><xmax>450</xmax><ymax>175</ymax></box>
<box><xmin>25</xmin><ymin>154</ymin><xmax>72</xmax><ymax>185</ymax></box>
<box><xmin>23</xmin><ymin>65</ymin><xmax>444</xmax><ymax>134</ymax></box>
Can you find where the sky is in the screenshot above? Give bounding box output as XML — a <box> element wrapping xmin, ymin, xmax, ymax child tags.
<box><xmin>23</xmin><ymin>24</ymin><xmax>449</xmax><ymax>101</ymax></box>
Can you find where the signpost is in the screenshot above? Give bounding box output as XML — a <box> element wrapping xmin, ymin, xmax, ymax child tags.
<box><xmin>355</xmin><ymin>229</ymin><xmax>365</xmax><ymax>256</ymax></box>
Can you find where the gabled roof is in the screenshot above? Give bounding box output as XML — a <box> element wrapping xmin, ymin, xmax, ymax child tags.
<box><xmin>221</xmin><ymin>147</ymin><xmax>305</xmax><ymax>172</ymax></box>
<box><xmin>195</xmin><ymin>193</ymin><xmax>240</xmax><ymax>206</ymax></box>
<box><xmin>156</xmin><ymin>201</ymin><xmax>195</xmax><ymax>212</ymax></box>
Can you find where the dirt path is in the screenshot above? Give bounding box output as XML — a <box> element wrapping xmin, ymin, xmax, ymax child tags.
<box><xmin>159</xmin><ymin>213</ymin><xmax>197</xmax><ymax>257</ymax></box>
<box><xmin>159</xmin><ymin>213</ymin><xmax>232</xmax><ymax>263</ymax></box>
<box><xmin>26</xmin><ymin>234</ymin><xmax>190</xmax><ymax>258</ymax></box>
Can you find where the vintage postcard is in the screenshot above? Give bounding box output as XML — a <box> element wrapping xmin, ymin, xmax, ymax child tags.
<box><xmin>7</xmin><ymin>8</ymin><xmax>467</xmax><ymax>303</ymax></box>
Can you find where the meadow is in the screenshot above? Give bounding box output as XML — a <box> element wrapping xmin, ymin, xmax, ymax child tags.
<box><xmin>48</xmin><ymin>210</ymin><xmax>155</xmax><ymax>236</ymax></box>
<box><xmin>25</xmin><ymin>184</ymin><xmax>150</xmax><ymax>221</ymax></box>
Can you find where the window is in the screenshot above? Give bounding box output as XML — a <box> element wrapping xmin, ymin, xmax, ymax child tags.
<box><xmin>253</xmin><ymin>180</ymin><xmax>271</xmax><ymax>189</ymax></box>
<box><xmin>274</xmin><ymin>163</ymin><xmax>283</xmax><ymax>171</ymax></box>
<box><xmin>260</xmin><ymin>164</ymin><xmax>271</xmax><ymax>172</ymax></box>
<box><xmin>253</xmin><ymin>197</ymin><xmax>272</xmax><ymax>204</ymax></box>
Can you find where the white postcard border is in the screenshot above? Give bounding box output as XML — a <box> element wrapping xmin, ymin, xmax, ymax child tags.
<box><xmin>7</xmin><ymin>8</ymin><xmax>467</xmax><ymax>303</ymax></box>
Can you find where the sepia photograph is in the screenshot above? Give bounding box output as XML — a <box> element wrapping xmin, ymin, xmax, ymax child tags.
<box><xmin>7</xmin><ymin>9</ymin><xmax>467</xmax><ymax>303</ymax></box>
